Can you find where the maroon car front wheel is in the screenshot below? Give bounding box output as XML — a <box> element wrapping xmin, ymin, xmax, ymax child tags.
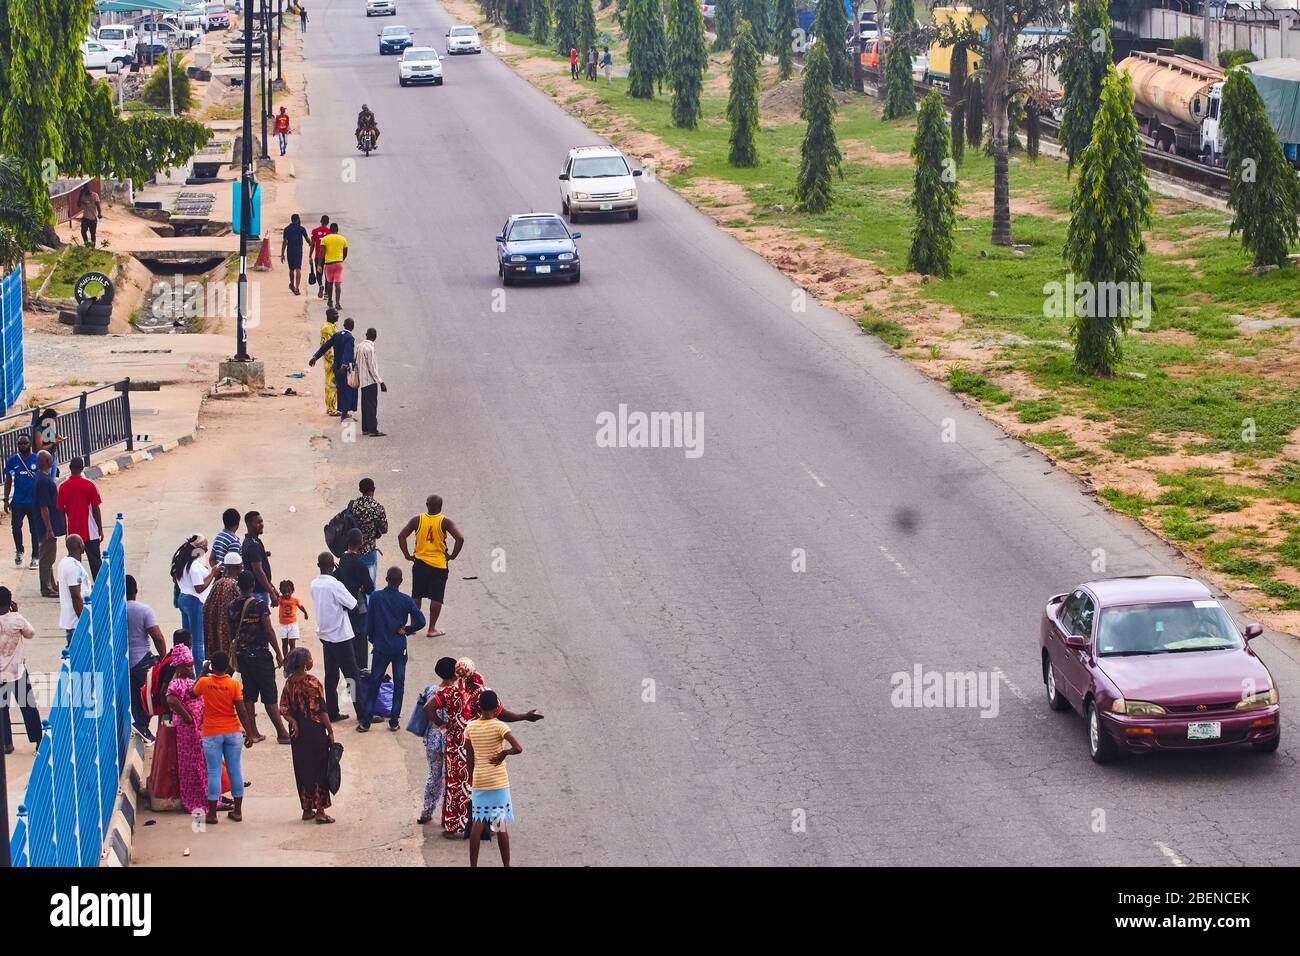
<box><xmin>1087</xmin><ymin>701</ymin><xmax>1119</xmax><ymax>764</ymax></box>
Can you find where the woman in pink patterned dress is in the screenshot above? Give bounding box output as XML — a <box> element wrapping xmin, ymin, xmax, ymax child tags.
<box><xmin>164</xmin><ymin>644</ymin><xmax>208</xmax><ymax>814</ymax></box>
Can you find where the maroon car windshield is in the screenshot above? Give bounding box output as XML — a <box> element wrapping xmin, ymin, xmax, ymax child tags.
<box><xmin>1097</xmin><ymin>601</ymin><xmax>1245</xmax><ymax>657</ymax></box>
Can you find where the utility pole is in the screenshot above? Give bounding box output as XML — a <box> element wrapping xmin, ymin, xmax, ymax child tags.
<box><xmin>277</xmin><ymin>0</ymin><xmax>284</xmax><ymax>81</ymax></box>
<box><xmin>236</xmin><ymin>0</ymin><xmax>254</xmax><ymax>362</ymax></box>
<box><xmin>853</xmin><ymin>3</ymin><xmax>864</xmax><ymax>94</ymax></box>
<box><xmin>259</xmin><ymin>1</ymin><xmax>270</xmax><ymax>158</ymax></box>
<box><xmin>1201</xmin><ymin>0</ymin><xmax>1211</xmax><ymax>63</ymax></box>
<box><xmin>167</xmin><ymin>35</ymin><xmax>175</xmax><ymax>116</ymax></box>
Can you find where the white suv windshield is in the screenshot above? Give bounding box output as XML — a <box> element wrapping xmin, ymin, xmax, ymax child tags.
<box><xmin>572</xmin><ymin>156</ymin><xmax>629</xmax><ymax>178</ymax></box>
<box><xmin>508</xmin><ymin>220</ymin><xmax>567</xmax><ymax>241</ymax></box>
<box><xmin>451</xmin><ymin>27</ymin><xmax>475</xmax><ymax>36</ymax></box>
<box><xmin>406</xmin><ymin>50</ymin><xmax>437</xmax><ymax>60</ymax></box>
<box><xmin>102</xmin><ymin>29</ymin><xmax>124</xmax><ymax>38</ymax></box>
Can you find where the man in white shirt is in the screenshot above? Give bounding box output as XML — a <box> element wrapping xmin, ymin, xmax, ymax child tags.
<box><xmin>357</xmin><ymin>327</ymin><xmax>387</xmax><ymax>438</ymax></box>
<box><xmin>58</xmin><ymin>534</ymin><xmax>92</xmax><ymax>643</ymax></box>
<box><xmin>310</xmin><ymin>551</ymin><xmax>359</xmax><ymax>721</ymax></box>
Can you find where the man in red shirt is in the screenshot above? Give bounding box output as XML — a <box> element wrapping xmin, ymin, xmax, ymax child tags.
<box><xmin>569</xmin><ymin>46</ymin><xmax>578</xmax><ymax>80</ymax></box>
<box><xmin>309</xmin><ymin>215</ymin><xmax>331</xmax><ymax>299</ymax></box>
<box><xmin>55</xmin><ymin>456</ymin><xmax>104</xmax><ymax>580</ymax></box>
<box><xmin>274</xmin><ymin>106</ymin><xmax>291</xmax><ymax>156</ymax></box>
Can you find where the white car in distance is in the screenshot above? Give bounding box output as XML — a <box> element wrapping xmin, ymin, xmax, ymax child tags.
<box><xmin>445</xmin><ymin>24</ymin><xmax>481</xmax><ymax>54</ymax></box>
<box><xmin>399</xmin><ymin>47</ymin><xmax>443</xmax><ymax>86</ymax></box>
<box><xmin>366</xmin><ymin>0</ymin><xmax>397</xmax><ymax>16</ymax></box>
<box><xmin>81</xmin><ymin>40</ymin><xmax>133</xmax><ymax>69</ymax></box>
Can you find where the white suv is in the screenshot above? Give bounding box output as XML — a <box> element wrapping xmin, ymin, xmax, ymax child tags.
<box><xmin>366</xmin><ymin>0</ymin><xmax>396</xmax><ymax>16</ymax></box>
<box><xmin>559</xmin><ymin>145</ymin><xmax>642</xmax><ymax>222</ymax></box>
<box><xmin>398</xmin><ymin>47</ymin><xmax>443</xmax><ymax>86</ymax></box>
<box><xmin>445</xmin><ymin>25</ymin><xmax>481</xmax><ymax>54</ymax></box>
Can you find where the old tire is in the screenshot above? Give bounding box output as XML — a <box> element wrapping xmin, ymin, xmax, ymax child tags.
<box><xmin>73</xmin><ymin>321</ymin><xmax>109</xmax><ymax>336</ymax></box>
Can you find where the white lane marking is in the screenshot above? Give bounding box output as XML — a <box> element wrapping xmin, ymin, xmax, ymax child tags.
<box><xmin>993</xmin><ymin>667</ymin><xmax>1032</xmax><ymax>704</ymax></box>
<box><xmin>801</xmin><ymin>463</ymin><xmax>825</xmax><ymax>487</ymax></box>
<box><xmin>878</xmin><ymin>544</ymin><xmax>909</xmax><ymax>577</ymax></box>
<box><xmin>1156</xmin><ymin>841</ymin><xmax>1187</xmax><ymax>867</ymax></box>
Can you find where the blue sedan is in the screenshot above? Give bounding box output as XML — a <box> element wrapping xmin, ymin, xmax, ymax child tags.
<box><xmin>496</xmin><ymin>214</ymin><xmax>582</xmax><ymax>285</ymax></box>
<box><xmin>378</xmin><ymin>25</ymin><xmax>414</xmax><ymax>54</ymax></box>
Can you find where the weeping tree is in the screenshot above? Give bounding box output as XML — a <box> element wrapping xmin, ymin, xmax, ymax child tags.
<box><xmin>741</xmin><ymin>0</ymin><xmax>769</xmax><ymax>46</ymax></box>
<box><xmin>531</xmin><ymin>0</ymin><xmax>551</xmax><ymax>43</ymax></box>
<box><xmin>0</xmin><ymin>155</ymin><xmax>43</xmax><ymax>271</ymax></box>
<box><xmin>774</xmin><ymin>0</ymin><xmax>796</xmax><ymax>79</ymax></box>
<box><xmin>1025</xmin><ymin>97</ymin><xmax>1041</xmax><ymax>159</ymax></box>
<box><xmin>1058</xmin><ymin>0</ymin><xmax>1112</xmax><ymax>170</ymax></box>
<box><xmin>1063</xmin><ymin>66</ymin><xmax>1151</xmax><ymax>376</ymax></box>
<box><xmin>713</xmin><ymin>0</ymin><xmax>738</xmax><ymax>50</ymax></box>
<box><xmin>813</xmin><ymin>0</ymin><xmax>850</xmax><ymax>90</ymax></box>
<box><xmin>627</xmin><ymin>0</ymin><xmax>667</xmax><ymax>98</ymax></box>
<box><xmin>555</xmin><ymin>0</ymin><xmax>581</xmax><ymax>55</ymax></box>
<box><xmin>795</xmin><ymin>39</ymin><xmax>842</xmax><ymax>212</ymax></box>
<box><xmin>966</xmin><ymin>76</ymin><xmax>984</xmax><ymax>146</ymax></box>
<box><xmin>579</xmin><ymin>0</ymin><xmax>598</xmax><ymax>57</ymax></box>
<box><xmin>1222</xmin><ymin>67</ymin><xmax>1300</xmax><ymax>269</ymax></box>
<box><xmin>883</xmin><ymin>0</ymin><xmax>916</xmax><ymax>118</ymax></box>
<box><xmin>949</xmin><ymin>43</ymin><xmax>967</xmax><ymax>165</ymax></box>
<box><xmin>505</xmin><ymin>0</ymin><xmax>531</xmax><ymax>32</ymax></box>
<box><xmin>667</xmin><ymin>0</ymin><xmax>708</xmax><ymax>128</ymax></box>
<box><xmin>908</xmin><ymin>90</ymin><xmax>960</xmax><ymax>277</ymax></box>
<box><xmin>728</xmin><ymin>20</ymin><xmax>761</xmax><ymax>166</ymax></box>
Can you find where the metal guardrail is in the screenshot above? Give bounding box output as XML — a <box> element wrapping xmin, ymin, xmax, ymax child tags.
<box><xmin>0</xmin><ymin>381</ymin><xmax>134</xmax><ymax>465</ymax></box>
<box><xmin>8</xmin><ymin>518</ymin><xmax>131</xmax><ymax>867</ymax></box>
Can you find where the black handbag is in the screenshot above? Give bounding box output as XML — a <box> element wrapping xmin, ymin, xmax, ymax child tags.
<box><xmin>325</xmin><ymin>741</ymin><xmax>344</xmax><ymax>795</ymax></box>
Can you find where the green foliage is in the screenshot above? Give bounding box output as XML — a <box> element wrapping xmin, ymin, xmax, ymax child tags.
<box><xmin>1171</xmin><ymin>34</ymin><xmax>1203</xmax><ymax>60</ymax></box>
<box><xmin>948</xmin><ymin>366</ymin><xmax>1012</xmax><ymax>404</ymax></box>
<box><xmin>813</xmin><ymin>0</ymin><xmax>849</xmax><ymax>90</ymax></box>
<box><xmin>1217</xmin><ymin>47</ymin><xmax>1257</xmax><ymax>68</ymax></box>
<box><xmin>0</xmin><ymin>154</ymin><xmax>42</xmax><ymax>270</ymax></box>
<box><xmin>579</xmin><ymin>0</ymin><xmax>598</xmax><ymax>55</ymax></box>
<box><xmin>774</xmin><ymin>0</ymin><xmax>796</xmax><ymax>79</ymax></box>
<box><xmin>1063</xmin><ymin>66</ymin><xmax>1151</xmax><ymax>376</ymax></box>
<box><xmin>554</xmin><ymin>0</ymin><xmax>581</xmax><ymax>55</ymax></box>
<box><xmin>0</xmin><ymin>0</ymin><xmax>99</xmax><ymax>225</ymax></box>
<box><xmin>907</xmin><ymin>90</ymin><xmax>959</xmax><ymax>277</ymax></box>
<box><xmin>141</xmin><ymin>53</ymin><xmax>194</xmax><ymax>112</ymax></box>
<box><xmin>667</xmin><ymin>0</ymin><xmax>707</xmax><ymax>128</ymax></box>
<box><xmin>1221</xmin><ymin>68</ymin><xmax>1300</xmax><ymax>269</ymax></box>
<box><xmin>794</xmin><ymin>39</ymin><xmax>841</xmax><ymax>212</ymax></box>
<box><xmin>1025</xmin><ymin>99</ymin><xmax>1040</xmax><ymax>160</ymax></box>
<box><xmin>740</xmin><ymin>0</ymin><xmax>769</xmax><ymax>46</ymax></box>
<box><xmin>505</xmin><ymin>0</ymin><xmax>531</xmax><ymax>31</ymax></box>
<box><xmin>883</xmin><ymin>0</ymin><xmax>916</xmax><ymax>118</ymax></box>
<box><xmin>727</xmin><ymin>21</ymin><xmax>761</xmax><ymax>166</ymax></box>
<box><xmin>1014</xmin><ymin>396</ymin><xmax>1062</xmax><ymax>422</ymax></box>
<box><xmin>530</xmin><ymin>0</ymin><xmax>552</xmax><ymax>45</ymax></box>
<box><xmin>626</xmin><ymin>0</ymin><xmax>667</xmax><ymax>98</ymax></box>
<box><xmin>713</xmin><ymin>0</ymin><xmax>737</xmax><ymax>50</ymax></box>
<box><xmin>1058</xmin><ymin>0</ymin><xmax>1111</xmax><ymax>169</ymax></box>
<box><xmin>949</xmin><ymin>43</ymin><xmax>966</xmax><ymax>166</ymax></box>
<box><xmin>859</xmin><ymin>316</ymin><xmax>908</xmax><ymax>348</ymax></box>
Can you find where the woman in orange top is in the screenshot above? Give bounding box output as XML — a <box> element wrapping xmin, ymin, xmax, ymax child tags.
<box><xmin>190</xmin><ymin>651</ymin><xmax>253</xmax><ymax>824</ymax></box>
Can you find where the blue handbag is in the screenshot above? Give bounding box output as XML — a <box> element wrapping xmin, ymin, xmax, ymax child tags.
<box><xmin>406</xmin><ymin>685</ymin><xmax>437</xmax><ymax>736</ymax></box>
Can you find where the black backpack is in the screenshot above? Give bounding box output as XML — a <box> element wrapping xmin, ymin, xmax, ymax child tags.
<box><xmin>324</xmin><ymin>503</ymin><xmax>358</xmax><ymax>558</ymax></box>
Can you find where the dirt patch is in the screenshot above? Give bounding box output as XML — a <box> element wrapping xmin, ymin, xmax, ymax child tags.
<box><xmin>840</xmin><ymin>139</ymin><xmax>912</xmax><ymax>167</ymax></box>
<box><xmin>681</xmin><ymin>177</ymin><xmax>754</xmax><ymax>219</ymax></box>
<box><xmin>759</xmin><ymin>78</ymin><xmax>856</xmax><ymax>123</ymax></box>
<box><xmin>963</xmin><ymin>189</ymin><xmax>1065</xmax><ymax>221</ymax></box>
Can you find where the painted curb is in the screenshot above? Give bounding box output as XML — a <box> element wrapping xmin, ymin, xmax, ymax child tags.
<box><xmin>100</xmin><ymin>733</ymin><xmax>146</xmax><ymax>868</ymax></box>
<box><xmin>84</xmin><ymin>432</ymin><xmax>196</xmax><ymax>481</ymax></box>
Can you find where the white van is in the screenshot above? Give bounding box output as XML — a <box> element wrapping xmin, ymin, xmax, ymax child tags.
<box><xmin>97</xmin><ymin>24</ymin><xmax>138</xmax><ymax>49</ymax></box>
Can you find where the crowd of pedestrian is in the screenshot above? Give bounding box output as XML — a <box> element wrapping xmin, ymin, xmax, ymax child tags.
<box><xmin>569</xmin><ymin>45</ymin><xmax>613</xmax><ymax>83</ymax></box>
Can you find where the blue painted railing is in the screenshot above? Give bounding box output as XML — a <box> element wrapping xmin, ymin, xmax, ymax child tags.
<box><xmin>8</xmin><ymin>516</ymin><xmax>131</xmax><ymax>866</ymax></box>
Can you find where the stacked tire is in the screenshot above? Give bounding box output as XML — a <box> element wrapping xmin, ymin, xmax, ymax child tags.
<box><xmin>73</xmin><ymin>271</ymin><xmax>114</xmax><ymax>336</ymax></box>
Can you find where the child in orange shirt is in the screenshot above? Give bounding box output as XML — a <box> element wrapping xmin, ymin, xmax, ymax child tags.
<box><xmin>277</xmin><ymin>580</ymin><xmax>308</xmax><ymax>652</ymax></box>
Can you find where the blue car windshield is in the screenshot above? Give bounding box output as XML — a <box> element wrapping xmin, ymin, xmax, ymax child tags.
<box><xmin>508</xmin><ymin>220</ymin><xmax>568</xmax><ymax>241</ymax></box>
<box><xmin>1097</xmin><ymin>601</ymin><xmax>1244</xmax><ymax>656</ymax></box>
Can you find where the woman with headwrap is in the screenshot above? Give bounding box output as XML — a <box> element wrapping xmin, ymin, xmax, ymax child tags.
<box><xmin>164</xmin><ymin>644</ymin><xmax>209</xmax><ymax>815</ymax></box>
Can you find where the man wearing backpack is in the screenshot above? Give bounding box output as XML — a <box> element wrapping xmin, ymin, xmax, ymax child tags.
<box><xmin>126</xmin><ymin>575</ymin><xmax>167</xmax><ymax>739</ymax></box>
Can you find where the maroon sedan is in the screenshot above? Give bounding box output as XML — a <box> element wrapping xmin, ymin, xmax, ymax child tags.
<box><xmin>1040</xmin><ymin>575</ymin><xmax>1280</xmax><ymax>763</ymax></box>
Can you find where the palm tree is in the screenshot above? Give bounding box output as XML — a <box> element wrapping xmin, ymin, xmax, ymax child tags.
<box><xmin>0</xmin><ymin>155</ymin><xmax>44</xmax><ymax>272</ymax></box>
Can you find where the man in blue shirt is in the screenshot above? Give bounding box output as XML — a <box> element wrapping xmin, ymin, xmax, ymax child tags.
<box><xmin>3</xmin><ymin>434</ymin><xmax>41</xmax><ymax>569</ymax></box>
<box><xmin>32</xmin><ymin>451</ymin><xmax>66</xmax><ymax>598</ymax></box>
<box><xmin>358</xmin><ymin>566</ymin><xmax>425</xmax><ymax>732</ymax></box>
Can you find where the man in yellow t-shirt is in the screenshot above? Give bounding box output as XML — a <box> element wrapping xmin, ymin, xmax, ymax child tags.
<box><xmin>464</xmin><ymin>690</ymin><xmax>522</xmax><ymax>867</ymax></box>
<box><xmin>397</xmin><ymin>493</ymin><xmax>464</xmax><ymax>638</ymax></box>
<box><xmin>318</xmin><ymin>223</ymin><xmax>348</xmax><ymax>309</ymax></box>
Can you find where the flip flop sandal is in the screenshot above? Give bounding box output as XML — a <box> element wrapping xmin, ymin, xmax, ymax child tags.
<box><xmin>314</xmin><ymin>815</ymin><xmax>335</xmax><ymax>825</ymax></box>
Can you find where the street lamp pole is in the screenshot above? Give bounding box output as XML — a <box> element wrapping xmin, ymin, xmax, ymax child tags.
<box><xmin>236</xmin><ymin>0</ymin><xmax>255</xmax><ymax>361</ymax></box>
<box><xmin>259</xmin><ymin>2</ymin><xmax>270</xmax><ymax>157</ymax></box>
<box><xmin>277</xmin><ymin>0</ymin><xmax>284</xmax><ymax>81</ymax></box>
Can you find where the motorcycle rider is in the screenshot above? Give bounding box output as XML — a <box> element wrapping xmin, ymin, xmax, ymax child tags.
<box><xmin>356</xmin><ymin>104</ymin><xmax>380</xmax><ymax>149</ymax></box>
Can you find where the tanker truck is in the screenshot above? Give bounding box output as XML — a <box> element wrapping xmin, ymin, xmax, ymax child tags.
<box><xmin>1119</xmin><ymin>49</ymin><xmax>1300</xmax><ymax>167</ymax></box>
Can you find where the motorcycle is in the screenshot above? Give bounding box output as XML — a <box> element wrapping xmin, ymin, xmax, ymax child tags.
<box><xmin>358</xmin><ymin>127</ymin><xmax>376</xmax><ymax>156</ymax></box>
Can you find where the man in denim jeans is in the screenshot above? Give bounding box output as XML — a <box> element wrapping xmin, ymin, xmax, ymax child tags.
<box><xmin>192</xmin><ymin>651</ymin><xmax>254</xmax><ymax>824</ymax></box>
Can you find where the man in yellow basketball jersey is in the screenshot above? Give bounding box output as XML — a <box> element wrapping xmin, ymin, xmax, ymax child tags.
<box><xmin>397</xmin><ymin>494</ymin><xmax>464</xmax><ymax>638</ymax></box>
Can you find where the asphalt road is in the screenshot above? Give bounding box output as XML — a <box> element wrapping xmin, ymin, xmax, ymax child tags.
<box><xmin>297</xmin><ymin>0</ymin><xmax>1300</xmax><ymax>865</ymax></box>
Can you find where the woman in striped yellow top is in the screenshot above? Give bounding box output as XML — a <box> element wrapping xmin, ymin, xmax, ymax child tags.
<box><xmin>464</xmin><ymin>690</ymin><xmax>523</xmax><ymax>868</ymax></box>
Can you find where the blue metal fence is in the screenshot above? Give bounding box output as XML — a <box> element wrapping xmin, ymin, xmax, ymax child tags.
<box><xmin>8</xmin><ymin>517</ymin><xmax>131</xmax><ymax>867</ymax></box>
<box><xmin>0</xmin><ymin>266</ymin><xmax>23</xmax><ymax>410</ymax></box>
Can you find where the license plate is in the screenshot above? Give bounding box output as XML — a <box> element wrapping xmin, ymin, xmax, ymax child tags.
<box><xmin>1187</xmin><ymin>721</ymin><xmax>1221</xmax><ymax>740</ymax></box>
<box><xmin>534</xmin><ymin>265</ymin><xmax>551</xmax><ymax>274</ymax></box>
<box><xmin>599</xmin><ymin>202</ymin><xmax>613</xmax><ymax>210</ymax></box>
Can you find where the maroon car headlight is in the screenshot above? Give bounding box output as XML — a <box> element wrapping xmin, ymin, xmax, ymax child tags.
<box><xmin>1236</xmin><ymin>688</ymin><xmax>1278</xmax><ymax>710</ymax></box>
<box><xmin>1112</xmin><ymin>698</ymin><xmax>1167</xmax><ymax>716</ymax></box>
